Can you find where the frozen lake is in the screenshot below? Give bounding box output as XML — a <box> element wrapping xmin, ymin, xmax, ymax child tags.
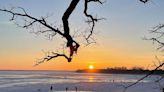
<box><xmin>0</xmin><ymin>70</ymin><xmax>163</xmax><ymax>92</ymax></box>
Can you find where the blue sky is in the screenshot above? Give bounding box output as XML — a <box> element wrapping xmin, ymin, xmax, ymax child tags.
<box><xmin>0</xmin><ymin>0</ymin><xmax>164</xmax><ymax>70</ymax></box>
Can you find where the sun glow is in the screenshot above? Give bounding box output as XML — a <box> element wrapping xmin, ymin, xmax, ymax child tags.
<box><xmin>89</xmin><ymin>65</ymin><xmax>94</xmax><ymax>70</ymax></box>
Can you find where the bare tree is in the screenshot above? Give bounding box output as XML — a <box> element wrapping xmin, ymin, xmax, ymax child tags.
<box><xmin>123</xmin><ymin>59</ymin><xmax>164</xmax><ymax>91</ymax></box>
<box><xmin>0</xmin><ymin>0</ymin><xmax>103</xmax><ymax>65</ymax></box>
<box><xmin>1</xmin><ymin>0</ymin><xmax>164</xmax><ymax>91</ymax></box>
<box><xmin>0</xmin><ymin>0</ymin><xmax>152</xmax><ymax>65</ymax></box>
<box><xmin>123</xmin><ymin>0</ymin><xmax>164</xmax><ymax>91</ymax></box>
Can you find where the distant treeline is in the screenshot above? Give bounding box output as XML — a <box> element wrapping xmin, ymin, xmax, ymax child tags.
<box><xmin>76</xmin><ymin>67</ymin><xmax>164</xmax><ymax>75</ymax></box>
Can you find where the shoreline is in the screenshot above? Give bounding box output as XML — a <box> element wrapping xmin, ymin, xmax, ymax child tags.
<box><xmin>76</xmin><ymin>69</ymin><xmax>164</xmax><ymax>75</ymax></box>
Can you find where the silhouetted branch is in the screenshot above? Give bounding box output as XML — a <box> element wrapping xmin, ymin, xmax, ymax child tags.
<box><xmin>84</xmin><ymin>0</ymin><xmax>103</xmax><ymax>44</ymax></box>
<box><xmin>0</xmin><ymin>5</ymin><xmax>78</xmax><ymax>63</ymax></box>
<box><xmin>34</xmin><ymin>52</ymin><xmax>71</xmax><ymax>66</ymax></box>
<box><xmin>144</xmin><ymin>24</ymin><xmax>164</xmax><ymax>51</ymax></box>
<box><xmin>138</xmin><ymin>22</ymin><xmax>164</xmax><ymax>92</ymax></box>
<box><xmin>0</xmin><ymin>0</ymin><xmax>103</xmax><ymax>64</ymax></box>
<box><xmin>150</xmin><ymin>24</ymin><xmax>164</xmax><ymax>33</ymax></box>
<box><xmin>139</xmin><ymin>0</ymin><xmax>149</xmax><ymax>3</ymax></box>
<box><xmin>124</xmin><ymin>59</ymin><xmax>164</xmax><ymax>91</ymax></box>
<box><xmin>88</xmin><ymin>0</ymin><xmax>103</xmax><ymax>4</ymax></box>
<box><xmin>62</xmin><ymin>0</ymin><xmax>80</xmax><ymax>59</ymax></box>
<box><xmin>155</xmin><ymin>75</ymin><xmax>164</xmax><ymax>83</ymax></box>
<box><xmin>0</xmin><ymin>8</ymin><xmax>63</xmax><ymax>35</ymax></box>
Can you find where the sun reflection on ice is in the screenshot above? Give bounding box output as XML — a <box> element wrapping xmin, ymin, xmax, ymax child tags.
<box><xmin>89</xmin><ymin>76</ymin><xmax>94</xmax><ymax>82</ymax></box>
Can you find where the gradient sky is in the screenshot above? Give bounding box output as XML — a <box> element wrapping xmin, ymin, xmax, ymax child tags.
<box><xmin>0</xmin><ymin>0</ymin><xmax>164</xmax><ymax>70</ymax></box>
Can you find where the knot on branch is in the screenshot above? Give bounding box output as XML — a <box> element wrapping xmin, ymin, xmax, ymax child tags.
<box><xmin>140</xmin><ymin>0</ymin><xmax>149</xmax><ymax>3</ymax></box>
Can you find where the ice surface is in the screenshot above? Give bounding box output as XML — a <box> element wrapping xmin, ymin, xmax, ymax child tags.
<box><xmin>0</xmin><ymin>71</ymin><xmax>163</xmax><ymax>92</ymax></box>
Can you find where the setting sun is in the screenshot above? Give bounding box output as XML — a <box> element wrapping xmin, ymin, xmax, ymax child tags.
<box><xmin>89</xmin><ymin>65</ymin><xmax>94</xmax><ymax>70</ymax></box>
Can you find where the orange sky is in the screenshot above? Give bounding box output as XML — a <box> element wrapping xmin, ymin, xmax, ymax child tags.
<box><xmin>0</xmin><ymin>42</ymin><xmax>156</xmax><ymax>70</ymax></box>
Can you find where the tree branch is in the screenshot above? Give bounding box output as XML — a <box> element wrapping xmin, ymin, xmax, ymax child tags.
<box><xmin>0</xmin><ymin>8</ymin><xmax>63</xmax><ymax>36</ymax></box>
<box><xmin>145</xmin><ymin>23</ymin><xmax>164</xmax><ymax>51</ymax></box>
<box><xmin>0</xmin><ymin>0</ymin><xmax>82</xmax><ymax>64</ymax></box>
<box><xmin>84</xmin><ymin>0</ymin><xmax>103</xmax><ymax>44</ymax></box>
<box><xmin>139</xmin><ymin>0</ymin><xmax>149</xmax><ymax>3</ymax></box>
<box><xmin>62</xmin><ymin>0</ymin><xmax>80</xmax><ymax>60</ymax></box>
<box><xmin>124</xmin><ymin>59</ymin><xmax>164</xmax><ymax>91</ymax></box>
<box><xmin>34</xmin><ymin>52</ymin><xmax>71</xmax><ymax>66</ymax></box>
